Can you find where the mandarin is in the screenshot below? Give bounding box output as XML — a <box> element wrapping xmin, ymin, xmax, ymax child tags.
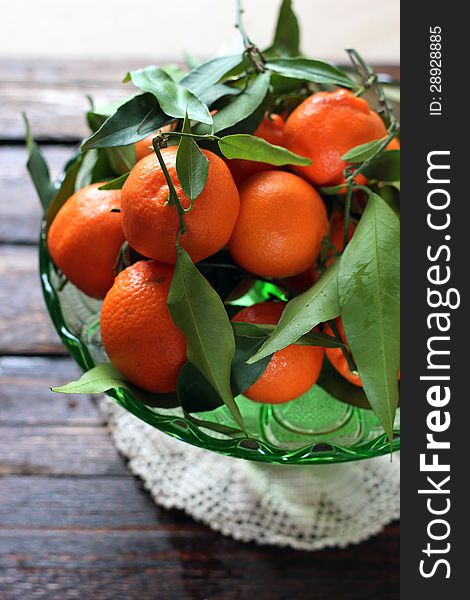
<box><xmin>232</xmin><ymin>302</ymin><xmax>324</xmax><ymax>404</ymax></box>
<box><xmin>284</xmin><ymin>89</ymin><xmax>388</xmax><ymax>187</ymax></box>
<box><xmin>100</xmin><ymin>260</ymin><xmax>186</xmax><ymax>393</ymax></box>
<box><xmin>47</xmin><ymin>183</ymin><xmax>124</xmax><ymax>299</ymax></box>
<box><xmin>229</xmin><ymin>170</ymin><xmax>328</xmax><ymax>278</ymax></box>
<box><xmin>121</xmin><ymin>147</ymin><xmax>240</xmax><ymax>264</ymax></box>
<box><xmin>323</xmin><ymin>318</ymin><xmax>362</xmax><ymax>387</ymax></box>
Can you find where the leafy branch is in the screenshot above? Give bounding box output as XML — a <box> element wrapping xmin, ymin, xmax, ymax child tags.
<box><xmin>160</xmin><ymin>130</ymin><xmax>311</xmax><ymax>166</ymax></box>
<box><xmin>347</xmin><ymin>48</ymin><xmax>398</xmax><ymax>129</ymax></box>
<box><xmin>152</xmin><ymin>137</ymin><xmax>187</xmax><ymax>234</ymax></box>
<box><xmin>327</xmin><ymin>318</ymin><xmax>357</xmax><ymax>374</ymax></box>
<box><xmin>343</xmin><ymin>49</ymin><xmax>400</xmax><ymax>189</ymax></box>
<box><xmin>236</xmin><ymin>0</ymin><xmax>266</xmax><ymax>73</ymax></box>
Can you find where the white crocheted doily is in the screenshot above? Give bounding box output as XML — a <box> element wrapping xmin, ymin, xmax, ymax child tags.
<box><xmin>99</xmin><ymin>396</ymin><xmax>400</xmax><ymax>551</ymax></box>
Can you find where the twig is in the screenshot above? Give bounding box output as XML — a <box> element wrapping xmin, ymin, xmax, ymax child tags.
<box><xmin>346</xmin><ymin>48</ymin><xmax>398</xmax><ymax>128</ymax></box>
<box><xmin>152</xmin><ymin>138</ymin><xmax>186</xmax><ymax>234</ymax></box>
<box><xmin>343</xmin><ymin>182</ymin><xmax>353</xmax><ymax>251</ymax></box>
<box><xmin>235</xmin><ymin>0</ymin><xmax>266</xmax><ymax>73</ymax></box>
<box><xmin>328</xmin><ymin>319</ymin><xmax>358</xmax><ymax>375</ymax></box>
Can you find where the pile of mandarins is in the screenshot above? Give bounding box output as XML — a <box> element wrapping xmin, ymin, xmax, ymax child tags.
<box><xmin>48</xmin><ymin>89</ymin><xmax>398</xmax><ymax>404</ymax></box>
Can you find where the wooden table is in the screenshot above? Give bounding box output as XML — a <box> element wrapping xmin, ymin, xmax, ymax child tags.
<box><xmin>0</xmin><ymin>60</ymin><xmax>399</xmax><ymax>599</ymax></box>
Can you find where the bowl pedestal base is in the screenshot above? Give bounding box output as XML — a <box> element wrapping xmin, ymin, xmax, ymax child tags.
<box><xmin>100</xmin><ymin>395</ymin><xmax>400</xmax><ymax>550</ymax></box>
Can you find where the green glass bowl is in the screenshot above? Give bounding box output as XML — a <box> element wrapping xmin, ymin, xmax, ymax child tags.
<box><xmin>40</xmin><ymin>226</ymin><xmax>400</xmax><ymax>465</ymax></box>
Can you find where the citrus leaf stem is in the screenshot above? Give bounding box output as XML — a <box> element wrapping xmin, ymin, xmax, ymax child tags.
<box><xmin>327</xmin><ymin>318</ymin><xmax>357</xmax><ymax>374</ymax></box>
<box><xmin>343</xmin><ymin>181</ymin><xmax>354</xmax><ymax>251</ymax></box>
<box><xmin>236</xmin><ymin>0</ymin><xmax>266</xmax><ymax>73</ymax></box>
<box><xmin>152</xmin><ymin>138</ymin><xmax>186</xmax><ymax>234</ymax></box>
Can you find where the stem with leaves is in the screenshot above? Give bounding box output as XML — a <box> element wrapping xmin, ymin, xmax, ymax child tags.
<box><xmin>347</xmin><ymin>48</ymin><xmax>397</xmax><ymax>127</ymax></box>
<box><xmin>328</xmin><ymin>319</ymin><xmax>358</xmax><ymax>375</ymax></box>
<box><xmin>345</xmin><ymin>131</ymin><xmax>397</xmax><ymax>187</ymax></box>
<box><xmin>235</xmin><ymin>0</ymin><xmax>266</xmax><ymax>73</ymax></box>
<box><xmin>343</xmin><ymin>181</ymin><xmax>353</xmax><ymax>251</ymax></box>
<box><xmin>152</xmin><ymin>137</ymin><xmax>186</xmax><ymax>234</ymax></box>
<box><xmin>343</xmin><ymin>49</ymin><xmax>400</xmax><ymax>187</ymax></box>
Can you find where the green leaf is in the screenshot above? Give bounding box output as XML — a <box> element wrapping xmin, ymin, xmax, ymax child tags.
<box><xmin>52</xmin><ymin>363</ymin><xmax>129</xmax><ymax>394</ymax></box>
<box><xmin>231</xmin><ymin>319</ymin><xmax>342</xmax><ymax>396</ymax></box>
<box><xmin>210</xmin><ymin>100</ymin><xmax>268</xmax><ymax>138</ymax></box>
<box><xmin>317</xmin><ymin>359</ymin><xmax>372</xmax><ymax>410</ymax></box>
<box><xmin>87</xmin><ymin>97</ymin><xmax>134</xmax><ymax>129</ymax></box>
<box><xmin>338</xmin><ymin>192</ymin><xmax>400</xmax><ymax>440</ymax></box>
<box><xmin>24</xmin><ymin>114</ymin><xmax>55</xmax><ymax>211</ymax></box>
<box><xmin>76</xmin><ymin>149</ymin><xmax>114</xmax><ymax>189</ymax></box>
<box><xmin>82</xmin><ymin>93</ymin><xmax>171</xmax><ymax>150</ymax></box>
<box><xmin>183</xmin><ymin>50</ymin><xmax>201</xmax><ymax>70</ymax></box>
<box><xmin>209</xmin><ymin>73</ymin><xmax>270</xmax><ymax>134</ymax></box>
<box><xmin>218</xmin><ymin>133</ymin><xmax>311</xmax><ymax>166</ymax></box>
<box><xmin>378</xmin><ymin>184</ymin><xmax>400</xmax><ymax>218</ymax></box>
<box><xmin>126</xmin><ymin>66</ymin><xmax>212</xmax><ymax>125</ymax></box>
<box><xmin>294</xmin><ymin>331</ymin><xmax>344</xmax><ymax>348</ymax></box>
<box><xmin>232</xmin><ymin>326</ymin><xmax>271</xmax><ymax>395</ymax></box>
<box><xmin>199</xmin><ymin>83</ymin><xmax>240</xmax><ymax>107</ymax></box>
<box><xmin>177</xmin><ymin>362</ymin><xmax>224</xmax><ymax>413</ymax></box>
<box><xmin>176</xmin><ymin>114</ymin><xmax>209</xmax><ymax>201</ymax></box>
<box><xmin>52</xmin><ymin>363</ymin><xmax>179</xmax><ymax>409</ymax></box>
<box><xmin>106</xmin><ymin>144</ymin><xmax>136</xmax><ymax>175</ymax></box>
<box><xmin>247</xmin><ymin>261</ymin><xmax>341</xmax><ymax>364</ymax></box>
<box><xmin>266</xmin><ymin>0</ymin><xmax>300</xmax><ymax>57</ymax></box>
<box><xmin>86</xmin><ymin>110</ymin><xmax>137</xmax><ymax>175</ymax></box>
<box><xmin>161</xmin><ymin>63</ymin><xmax>186</xmax><ymax>82</ymax></box>
<box><xmin>45</xmin><ymin>150</ymin><xmax>84</xmax><ymax>228</ymax></box>
<box><xmin>363</xmin><ymin>149</ymin><xmax>400</xmax><ymax>182</ymax></box>
<box><xmin>231</xmin><ymin>321</ymin><xmax>343</xmax><ymax>348</ymax></box>
<box><xmin>75</xmin><ymin>149</ymin><xmax>99</xmax><ymax>189</ymax></box>
<box><xmin>181</xmin><ymin>54</ymin><xmax>243</xmax><ymax>96</ymax></box>
<box><xmin>167</xmin><ymin>247</ymin><xmax>243</xmax><ymax>429</ymax></box>
<box><xmin>231</xmin><ymin>321</ymin><xmax>272</xmax><ymax>339</ymax></box>
<box><xmin>99</xmin><ymin>172</ymin><xmax>130</xmax><ymax>190</ymax></box>
<box><xmin>341</xmin><ymin>136</ymin><xmax>388</xmax><ymax>163</ymax></box>
<box><xmin>266</xmin><ymin>58</ymin><xmax>356</xmax><ymax>89</ymax></box>
<box><xmin>183</xmin><ymin>410</ymin><xmax>244</xmax><ymax>437</ymax></box>
<box><xmin>87</xmin><ymin>110</ymin><xmax>107</xmax><ymax>133</ymax></box>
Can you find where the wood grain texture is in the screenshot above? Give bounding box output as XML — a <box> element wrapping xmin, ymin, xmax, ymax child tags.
<box><xmin>0</xmin><ymin>83</ymin><xmax>126</xmax><ymax>141</ymax></box>
<box><xmin>0</xmin><ymin>526</ymin><xmax>399</xmax><ymax>600</ymax></box>
<box><xmin>0</xmin><ymin>476</ymin><xmax>169</xmax><ymax>528</ymax></box>
<box><xmin>0</xmin><ymin>60</ymin><xmax>399</xmax><ymax>142</ymax></box>
<box><xmin>0</xmin><ymin>246</ymin><xmax>65</xmax><ymax>355</ymax></box>
<box><xmin>0</xmin><ymin>425</ymin><xmax>130</xmax><ymax>476</ymax></box>
<box><xmin>0</xmin><ymin>357</ymin><xmax>99</xmax><ymax>425</ymax></box>
<box><xmin>0</xmin><ymin>145</ymin><xmax>73</xmax><ymax>244</ymax></box>
<box><xmin>0</xmin><ymin>58</ymin><xmax>160</xmax><ymax>84</ymax></box>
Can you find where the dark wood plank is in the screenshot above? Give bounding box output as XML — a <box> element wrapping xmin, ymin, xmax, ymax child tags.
<box><xmin>0</xmin><ymin>58</ymin><xmax>163</xmax><ymax>85</ymax></box>
<box><xmin>0</xmin><ymin>145</ymin><xmax>73</xmax><ymax>244</ymax></box>
<box><xmin>0</xmin><ymin>356</ymin><xmax>100</xmax><ymax>425</ymax></box>
<box><xmin>0</xmin><ymin>60</ymin><xmax>399</xmax><ymax>142</ymax></box>
<box><xmin>0</xmin><ymin>246</ymin><xmax>65</xmax><ymax>355</ymax></box>
<box><xmin>0</xmin><ymin>475</ymin><xmax>225</xmax><ymax>531</ymax></box>
<box><xmin>0</xmin><ymin>525</ymin><xmax>399</xmax><ymax>600</ymax></box>
<box><xmin>0</xmin><ymin>476</ymin><xmax>181</xmax><ymax>529</ymax></box>
<box><xmin>0</xmin><ymin>425</ymin><xmax>129</xmax><ymax>476</ymax></box>
<box><xmin>0</xmin><ymin>59</ymin><xmax>139</xmax><ymax>141</ymax></box>
<box><xmin>0</xmin><ymin>82</ymin><xmax>126</xmax><ymax>141</ymax></box>
<box><xmin>0</xmin><ymin>58</ymin><xmax>399</xmax><ymax>86</ymax></box>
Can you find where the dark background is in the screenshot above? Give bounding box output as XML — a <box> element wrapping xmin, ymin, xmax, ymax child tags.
<box><xmin>400</xmin><ymin>3</ymin><xmax>467</xmax><ymax>597</ymax></box>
